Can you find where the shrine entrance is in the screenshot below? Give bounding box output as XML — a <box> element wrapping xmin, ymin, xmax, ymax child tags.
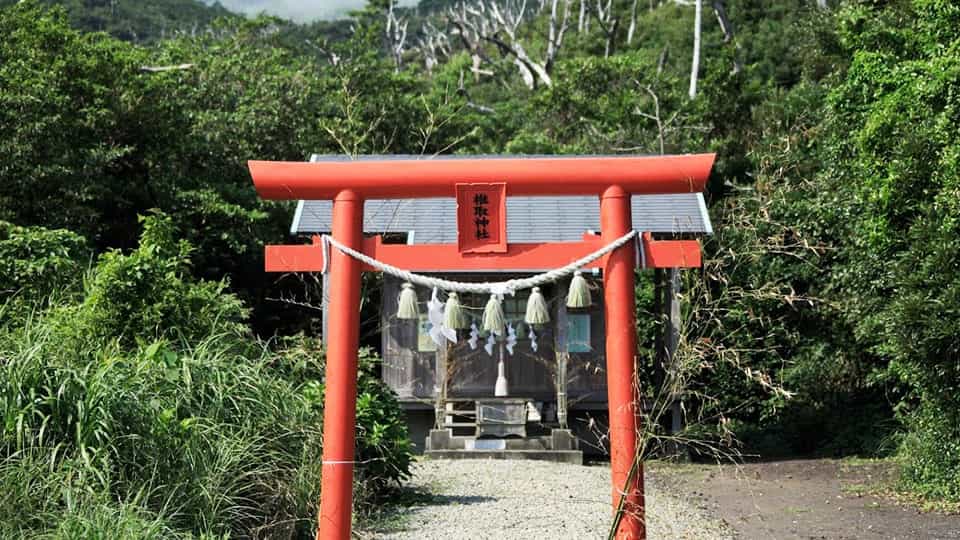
<box><xmin>248</xmin><ymin>154</ymin><xmax>715</xmax><ymax>540</ymax></box>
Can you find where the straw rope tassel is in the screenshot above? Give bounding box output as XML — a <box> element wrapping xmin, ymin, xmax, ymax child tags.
<box><xmin>482</xmin><ymin>295</ymin><xmax>505</xmax><ymax>335</ymax></box>
<box><xmin>566</xmin><ymin>271</ymin><xmax>592</xmax><ymax>308</ymax></box>
<box><xmin>524</xmin><ymin>286</ymin><xmax>550</xmax><ymax>325</ymax></box>
<box><xmin>397</xmin><ymin>282</ymin><xmax>419</xmax><ymax>319</ymax></box>
<box><xmin>444</xmin><ymin>292</ymin><xmax>468</xmax><ymax>330</ymax></box>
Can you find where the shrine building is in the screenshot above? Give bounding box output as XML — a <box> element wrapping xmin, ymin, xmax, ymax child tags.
<box><xmin>282</xmin><ymin>154</ymin><xmax>713</xmax><ymax>462</ymax></box>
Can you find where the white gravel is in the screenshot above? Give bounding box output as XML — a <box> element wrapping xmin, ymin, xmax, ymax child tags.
<box><xmin>368</xmin><ymin>459</ymin><xmax>734</xmax><ymax>539</ymax></box>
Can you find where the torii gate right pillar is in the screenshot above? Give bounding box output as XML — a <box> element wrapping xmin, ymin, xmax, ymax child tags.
<box><xmin>602</xmin><ymin>185</ymin><xmax>644</xmax><ymax>538</ymax></box>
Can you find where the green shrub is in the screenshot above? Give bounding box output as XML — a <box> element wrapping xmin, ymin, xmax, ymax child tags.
<box><xmin>283</xmin><ymin>339</ymin><xmax>413</xmax><ymax>508</ymax></box>
<box><xmin>898</xmin><ymin>406</ymin><xmax>960</xmax><ymax>501</ymax></box>
<box><xmin>0</xmin><ymin>216</ymin><xmax>412</xmax><ymax>538</ymax></box>
<box><xmin>354</xmin><ymin>349</ymin><xmax>413</xmax><ymax>495</ymax></box>
<box><xmin>0</xmin><ymin>315</ymin><xmax>324</xmax><ymax>537</ymax></box>
<box><xmin>69</xmin><ymin>213</ymin><xmax>249</xmax><ymax>346</ymax></box>
<box><xmin>0</xmin><ymin>221</ymin><xmax>87</xmax><ymax>317</ymax></box>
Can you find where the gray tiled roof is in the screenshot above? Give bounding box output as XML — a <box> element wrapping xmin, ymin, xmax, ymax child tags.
<box><xmin>292</xmin><ymin>194</ymin><xmax>711</xmax><ymax>241</ymax></box>
<box><xmin>289</xmin><ymin>154</ymin><xmax>712</xmax><ymax>241</ymax></box>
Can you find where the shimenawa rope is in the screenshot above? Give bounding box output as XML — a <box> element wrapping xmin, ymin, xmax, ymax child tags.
<box><xmin>318</xmin><ymin>230</ymin><xmax>638</xmax><ymax>295</ymax></box>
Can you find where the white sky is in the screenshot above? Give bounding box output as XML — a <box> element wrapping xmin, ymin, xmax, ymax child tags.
<box><xmin>213</xmin><ymin>1</ymin><xmax>418</xmax><ymax>21</ymax></box>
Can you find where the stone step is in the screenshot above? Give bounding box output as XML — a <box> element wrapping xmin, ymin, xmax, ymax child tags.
<box><xmin>424</xmin><ymin>449</ymin><xmax>584</xmax><ymax>465</ymax></box>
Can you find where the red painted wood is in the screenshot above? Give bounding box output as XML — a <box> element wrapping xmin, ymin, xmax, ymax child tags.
<box><xmin>641</xmin><ymin>232</ymin><xmax>702</xmax><ymax>268</ymax></box>
<box><xmin>264</xmin><ymin>240</ymin><xmax>325</xmax><ymax>272</ymax></box>
<box><xmin>317</xmin><ymin>192</ymin><xmax>363</xmax><ymax>540</ymax></box>
<box><xmin>250</xmin><ymin>154</ymin><xmax>720</xmax><ymax>540</ymax></box>
<box><xmin>456</xmin><ymin>183</ymin><xmax>507</xmax><ymax>253</ymax></box>
<box><xmin>362</xmin><ymin>236</ymin><xmax>608</xmax><ymax>271</ymax></box>
<box><xmin>249</xmin><ymin>154</ymin><xmax>715</xmax><ymax>200</ymax></box>
<box><xmin>263</xmin><ymin>234</ymin><xmax>701</xmax><ymax>273</ymax></box>
<box><xmin>601</xmin><ymin>186</ymin><xmax>645</xmax><ymax>539</ymax></box>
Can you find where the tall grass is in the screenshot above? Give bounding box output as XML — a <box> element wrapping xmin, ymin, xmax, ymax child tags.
<box><xmin>0</xmin><ymin>215</ymin><xmax>412</xmax><ymax>537</ymax></box>
<box><xmin>0</xmin><ymin>312</ymin><xmax>328</xmax><ymax>538</ymax></box>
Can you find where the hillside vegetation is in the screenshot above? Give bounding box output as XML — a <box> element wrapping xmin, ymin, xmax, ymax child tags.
<box><xmin>0</xmin><ymin>0</ymin><xmax>238</xmax><ymax>41</ymax></box>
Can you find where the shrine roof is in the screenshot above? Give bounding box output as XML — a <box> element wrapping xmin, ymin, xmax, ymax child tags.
<box><xmin>289</xmin><ymin>154</ymin><xmax>713</xmax><ymax>242</ymax></box>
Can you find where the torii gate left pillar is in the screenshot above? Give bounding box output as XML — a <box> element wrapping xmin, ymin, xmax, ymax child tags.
<box><xmin>248</xmin><ymin>154</ymin><xmax>715</xmax><ymax>540</ymax></box>
<box><xmin>317</xmin><ymin>189</ymin><xmax>364</xmax><ymax>534</ymax></box>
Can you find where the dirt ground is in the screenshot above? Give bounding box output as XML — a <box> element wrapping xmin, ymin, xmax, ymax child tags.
<box><xmin>651</xmin><ymin>459</ymin><xmax>960</xmax><ymax>540</ymax></box>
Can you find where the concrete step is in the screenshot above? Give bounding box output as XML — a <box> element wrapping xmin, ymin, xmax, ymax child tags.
<box><xmin>424</xmin><ymin>449</ymin><xmax>583</xmax><ymax>465</ymax></box>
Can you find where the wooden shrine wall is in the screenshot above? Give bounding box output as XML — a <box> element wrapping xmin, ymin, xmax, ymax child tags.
<box><xmin>381</xmin><ymin>274</ymin><xmax>608</xmax><ymax>405</ymax></box>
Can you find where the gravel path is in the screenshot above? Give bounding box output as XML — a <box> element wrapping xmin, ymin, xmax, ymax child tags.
<box><xmin>367</xmin><ymin>459</ymin><xmax>734</xmax><ymax>539</ymax></box>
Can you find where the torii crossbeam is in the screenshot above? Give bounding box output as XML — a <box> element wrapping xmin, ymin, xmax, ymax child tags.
<box><xmin>249</xmin><ymin>154</ymin><xmax>716</xmax><ymax>540</ymax></box>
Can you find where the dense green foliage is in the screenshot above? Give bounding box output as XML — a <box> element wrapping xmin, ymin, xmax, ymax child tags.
<box><xmin>820</xmin><ymin>0</ymin><xmax>960</xmax><ymax>499</ymax></box>
<box><xmin>0</xmin><ymin>216</ymin><xmax>411</xmax><ymax>537</ymax></box>
<box><xmin>1</xmin><ymin>0</ymin><xmax>958</xmax><ymax>517</ymax></box>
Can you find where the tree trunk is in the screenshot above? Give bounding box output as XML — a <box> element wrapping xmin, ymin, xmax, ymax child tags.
<box><xmin>627</xmin><ymin>0</ymin><xmax>639</xmax><ymax>44</ymax></box>
<box><xmin>688</xmin><ymin>0</ymin><xmax>701</xmax><ymax>99</ymax></box>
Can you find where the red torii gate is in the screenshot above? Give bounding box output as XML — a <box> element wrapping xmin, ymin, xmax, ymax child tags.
<box><xmin>248</xmin><ymin>154</ymin><xmax>715</xmax><ymax>540</ymax></box>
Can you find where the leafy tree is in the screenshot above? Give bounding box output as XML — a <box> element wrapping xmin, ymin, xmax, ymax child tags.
<box><xmin>818</xmin><ymin>0</ymin><xmax>960</xmax><ymax>499</ymax></box>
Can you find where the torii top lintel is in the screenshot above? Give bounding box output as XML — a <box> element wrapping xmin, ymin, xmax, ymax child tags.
<box><xmin>248</xmin><ymin>153</ymin><xmax>715</xmax><ymax>200</ymax></box>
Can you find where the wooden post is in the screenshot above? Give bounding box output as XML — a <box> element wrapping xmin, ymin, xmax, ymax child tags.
<box><xmin>317</xmin><ymin>190</ymin><xmax>363</xmax><ymax>540</ymax></box>
<box><xmin>435</xmin><ymin>341</ymin><xmax>449</xmax><ymax>429</ymax></box>
<box><xmin>556</xmin><ymin>280</ymin><xmax>570</xmax><ymax>429</ymax></box>
<box><xmin>601</xmin><ymin>185</ymin><xmax>645</xmax><ymax>539</ymax></box>
<box><xmin>667</xmin><ymin>268</ymin><xmax>682</xmax><ymax>437</ymax></box>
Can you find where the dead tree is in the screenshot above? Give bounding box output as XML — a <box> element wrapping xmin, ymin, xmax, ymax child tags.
<box><xmin>627</xmin><ymin>0</ymin><xmax>640</xmax><ymax>45</ymax></box>
<box><xmin>594</xmin><ymin>0</ymin><xmax>619</xmax><ymax>58</ymax></box>
<box><xmin>386</xmin><ymin>2</ymin><xmax>409</xmax><ymax>72</ymax></box>
<box><xmin>449</xmin><ymin>0</ymin><xmax>571</xmax><ymax>89</ymax></box>
<box><xmin>578</xmin><ymin>0</ymin><xmax>589</xmax><ymax>32</ymax></box>
<box><xmin>676</xmin><ymin>0</ymin><xmax>741</xmax><ymax>92</ymax></box>
<box><xmin>305</xmin><ymin>39</ymin><xmax>341</xmax><ymax>66</ymax></box>
<box><xmin>448</xmin><ymin>2</ymin><xmax>495</xmax><ymax>81</ymax></box>
<box><xmin>545</xmin><ymin>0</ymin><xmax>573</xmax><ymax>74</ymax></box>
<box><xmin>689</xmin><ymin>0</ymin><xmax>701</xmax><ymax>98</ymax></box>
<box><xmin>418</xmin><ymin>21</ymin><xmax>451</xmax><ymax>73</ymax></box>
<box><xmin>458</xmin><ymin>70</ymin><xmax>497</xmax><ymax>113</ymax></box>
<box><xmin>711</xmin><ymin>0</ymin><xmax>732</xmax><ymax>42</ymax></box>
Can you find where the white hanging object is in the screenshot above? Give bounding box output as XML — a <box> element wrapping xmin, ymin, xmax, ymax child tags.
<box><xmin>482</xmin><ymin>295</ymin><xmax>505</xmax><ymax>335</ymax></box>
<box><xmin>397</xmin><ymin>282</ymin><xmax>419</xmax><ymax>319</ymax></box>
<box><xmin>427</xmin><ymin>288</ymin><xmax>445</xmax><ymax>347</ymax></box>
<box><xmin>494</xmin><ymin>358</ymin><xmax>509</xmax><ymax>397</ymax></box>
<box><xmin>484</xmin><ymin>333</ymin><xmax>496</xmax><ymax>356</ymax></box>
<box><xmin>441</xmin><ymin>323</ymin><xmax>457</xmax><ymax>344</ymax></box>
<box><xmin>567</xmin><ymin>270</ymin><xmax>592</xmax><ymax>308</ymax></box>
<box><xmin>427</xmin><ymin>288</ymin><xmax>457</xmax><ymax>346</ymax></box>
<box><xmin>505</xmin><ymin>323</ymin><xmax>517</xmax><ymax>355</ymax></box>
<box><xmin>529</xmin><ymin>326</ymin><xmax>538</xmax><ymax>352</ymax></box>
<box><xmin>468</xmin><ymin>322</ymin><xmax>480</xmax><ymax>350</ymax></box>
<box><xmin>524</xmin><ymin>286</ymin><xmax>550</xmax><ymax>324</ymax></box>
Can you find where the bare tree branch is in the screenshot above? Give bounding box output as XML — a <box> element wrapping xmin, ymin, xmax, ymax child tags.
<box><xmin>627</xmin><ymin>0</ymin><xmax>640</xmax><ymax>45</ymax></box>
<box><xmin>387</xmin><ymin>1</ymin><xmax>409</xmax><ymax>72</ymax></box>
<box><xmin>449</xmin><ymin>0</ymin><xmax>560</xmax><ymax>89</ymax></box>
<box><xmin>688</xmin><ymin>0</ymin><xmax>702</xmax><ymax>99</ymax></box>
<box><xmin>139</xmin><ymin>64</ymin><xmax>194</xmax><ymax>73</ymax></box>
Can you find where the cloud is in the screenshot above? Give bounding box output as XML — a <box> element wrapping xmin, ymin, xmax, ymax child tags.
<box><xmin>213</xmin><ymin>0</ymin><xmax>418</xmax><ymax>22</ymax></box>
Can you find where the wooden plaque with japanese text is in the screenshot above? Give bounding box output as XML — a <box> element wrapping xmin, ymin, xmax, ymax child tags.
<box><xmin>456</xmin><ymin>183</ymin><xmax>507</xmax><ymax>253</ymax></box>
